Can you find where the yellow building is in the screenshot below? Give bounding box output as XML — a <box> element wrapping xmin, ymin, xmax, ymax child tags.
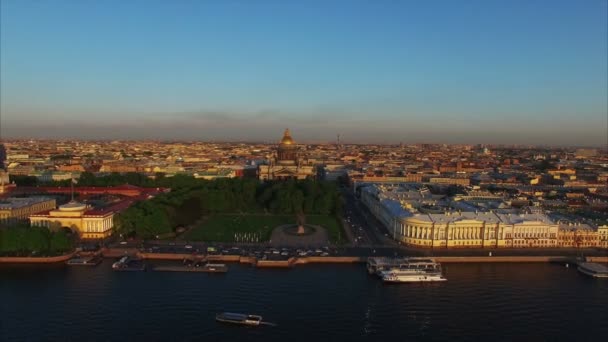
<box><xmin>557</xmin><ymin>223</ymin><xmax>600</xmax><ymax>248</ymax></box>
<box><xmin>259</xmin><ymin>129</ymin><xmax>316</xmax><ymax>181</ymax></box>
<box><xmin>0</xmin><ymin>169</ymin><xmax>16</xmax><ymax>194</ymax></box>
<box><xmin>598</xmin><ymin>225</ymin><xmax>608</xmax><ymax>249</ymax></box>
<box><xmin>497</xmin><ymin>213</ymin><xmax>558</xmax><ymax>248</ymax></box>
<box><xmin>30</xmin><ymin>201</ymin><xmax>114</xmax><ymax>239</ymax></box>
<box><xmin>0</xmin><ymin>197</ymin><xmax>56</xmax><ymax>225</ymax></box>
<box><xmin>361</xmin><ymin>184</ymin><xmax>561</xmax><ymax>249</ymax></box>
<box><xmin>392</xmin><ymin>212</ymin><xmax>559</xmax><ymax>248</ymax></box>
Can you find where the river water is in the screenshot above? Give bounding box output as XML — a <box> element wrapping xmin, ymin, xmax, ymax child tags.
<box><xmin>1</xmin><ymin>261</ymin><xmax>606</xmax><ymax>341</ymax></box>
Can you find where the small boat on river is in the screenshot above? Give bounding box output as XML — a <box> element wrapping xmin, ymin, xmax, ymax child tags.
<box><xmin>215</xmin><ymin>312</ymin><xmax>263</xmax><ymax>326</ymax></box>
<box><xmin>112</xmin><ymin>256</ymin><xmax>146</xmax><ymax>271</ymax></box>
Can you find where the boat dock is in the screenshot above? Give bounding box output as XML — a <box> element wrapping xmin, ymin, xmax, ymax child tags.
<box><xmin>367</xmin><ymin>257</ymin><xmax>427</xmax><ymax>275</ymax></box>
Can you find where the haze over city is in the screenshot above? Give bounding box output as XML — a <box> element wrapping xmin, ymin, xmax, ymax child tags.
<box><xmin>1</xmin><ymin>0</ymin><xmax>607</xmax><ymax>146</ymax></box>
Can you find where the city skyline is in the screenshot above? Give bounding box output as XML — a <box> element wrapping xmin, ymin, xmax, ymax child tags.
<box><xmin>1</xmin><ymin>0</ymin><xmax>607</xmax><ymax>146</ymax></box>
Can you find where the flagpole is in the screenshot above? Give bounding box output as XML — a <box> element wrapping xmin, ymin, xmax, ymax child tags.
<box><xmin>71</xmin><ymin>172</ymin><xmax>74</xmax><ymax>202</ymax></box>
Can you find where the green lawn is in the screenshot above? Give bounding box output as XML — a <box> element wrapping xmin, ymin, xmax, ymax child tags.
<box><xmin>182</xmin><ymin>214</ymin><xmax>345</xmax><ymax>243</ymax></box>
<box><xmin>305</xmin><ymin>215</ymin><xmax>344</xmax><ymax>244</ymax></box>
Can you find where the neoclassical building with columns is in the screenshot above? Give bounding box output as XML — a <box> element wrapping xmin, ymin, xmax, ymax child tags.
<box><xmin>360</xmin><ymin>184</ymin><xmax>576</xmax><ymax>249</ymax></box>
<box><xmin>30</xmin><ymin>201</ymin><xmax>114</xmax><ymax>239</ymax></box>
<box><xmin>394</xmin><ymin>211</ymin><xmax>558</xmax><ymax>248</ymax></box>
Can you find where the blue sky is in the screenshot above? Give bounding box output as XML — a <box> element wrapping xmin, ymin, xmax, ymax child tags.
<box><xmin>1</xmin><ymin>0</ymin><xmax>607</xmax><ymax>145</ymax></box>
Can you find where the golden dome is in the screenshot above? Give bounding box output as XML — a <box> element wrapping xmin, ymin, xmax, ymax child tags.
<box><xmin>280</xmin><ymin>128</ymin><xmax>295</xmax><ymax>145</ymax></box>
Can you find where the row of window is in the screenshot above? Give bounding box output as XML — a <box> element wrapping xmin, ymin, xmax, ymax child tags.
<box><xmin>85</xmin><ymin>219</ymin><xmax>113</xmax><ymax>232</ymax></box>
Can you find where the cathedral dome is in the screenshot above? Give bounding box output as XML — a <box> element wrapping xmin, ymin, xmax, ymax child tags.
<box><xmin>280</xmin><ymin>128</ymin><xmax>295</xmax><ymax>145</ymax></box>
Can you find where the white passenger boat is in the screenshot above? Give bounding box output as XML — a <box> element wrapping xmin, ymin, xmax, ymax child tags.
<box><xmin>577</xmin><ymin>262</ymin><xmax>608</xmax><ymax>278</ymax></box>
<box><xmin>377</xmin><ymin>258</ymin><xmax>447</xmax><ymax>283</ymax></box>
<box><xmin>382</xmin><ymin>270</ymin><xmax>447</xmax><ymax>283</ymax></box>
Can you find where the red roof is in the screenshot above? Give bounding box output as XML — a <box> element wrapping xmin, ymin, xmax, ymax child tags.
<box><xmin>15</xmin><ymin>185</ymin><xmax>168</xmax><ymax>197</ymax></box>
<box><xmin>84</xmin><ymin>195</ymin><xmax>145</xmax><ymax>215</ymax></box>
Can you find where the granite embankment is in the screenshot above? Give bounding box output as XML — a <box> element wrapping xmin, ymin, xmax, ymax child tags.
<box><xmin>0</xmin><ymin>252</ymin><xmax>75</xmax><ymax>264</ymax></box>
<box><xmin>2</xmin><ymin>248</ymin><xmax>606</xmax><ymax>265</ymax></box>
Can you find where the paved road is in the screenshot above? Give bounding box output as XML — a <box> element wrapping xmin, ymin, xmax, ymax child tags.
<box><xmin>342</xmin><ymin>189</ymin><xmax>398</xmax><ymax>246</ymax></box>
<box><xmin>102</xmin><ymin>241</ymin><xmax>608</xmax><ymax>259</ymax></box>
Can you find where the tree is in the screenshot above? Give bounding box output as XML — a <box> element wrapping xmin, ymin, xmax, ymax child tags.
<box><xmin>25</xmin><ymin>227</ymin><xmax>50</xmax><ymax>253</ymax></box>
<box><xmin>291</xmin><ymin>190</ymin><xmax>304</xmax><ymax>214</ymax></box>
<box><xmin>50</xmin><ymin>230</ymin><xmax>72</xmax><ymax>253</ymax></box>
<box><xmin>77</xmin><ymin>172</ymin><xmax>97</xmax><ymax>186</ymax></box>
<box><xmin>9</xmin><ymin>175</ymin><xmax>38</xmax><ymax>186</ymax></box>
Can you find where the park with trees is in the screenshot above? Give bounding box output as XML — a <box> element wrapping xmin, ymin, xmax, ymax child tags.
<box><xmin>0</xmin><ymin>224</ymin><xmax>74</xmax><ymax>256</ymax></box>
<box><xmin>113</xmin><ymin>177</ymin><xmax>344</xmax><ymax>243</ymax></box>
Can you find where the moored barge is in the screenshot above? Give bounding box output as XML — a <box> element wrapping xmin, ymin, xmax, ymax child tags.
<box><xmin>577</xmin><ymin>262</ymin><xmax>608</xmax><ymax>278</ymax></box>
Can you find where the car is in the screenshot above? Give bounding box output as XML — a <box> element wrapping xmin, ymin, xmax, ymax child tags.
<box><xmin>185</xmin><ymin>245</ymin><xmax>193</xmax><ymax>249</ymax></box>
<box><xmin>119</xmin><ymin>241</ymin><xmax>127</xmax><ymax>245</ymax></box>
<box><xmin>321</xmin><ymin>252</ymin><xmax>329</xmax><ymax>256</ymax></box>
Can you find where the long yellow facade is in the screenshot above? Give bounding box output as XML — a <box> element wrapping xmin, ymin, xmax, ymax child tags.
<box><xmin>0</xmin><ymin>197</ymin><xmax>56</xmax><ymax>225</ymax></box>
<box><xmin>360</xmin><ymin>184</ymin><xmax>605</xmax><ymax>249</ymax></box>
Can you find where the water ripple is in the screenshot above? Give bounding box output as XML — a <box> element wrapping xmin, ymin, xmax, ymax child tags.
<box><xmin>1</xmin><ymin>262</ymin><xmax>607</xmax><ymax>341</ymax></box>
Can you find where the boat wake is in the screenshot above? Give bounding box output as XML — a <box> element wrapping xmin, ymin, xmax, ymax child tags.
<box><xmin>261</xmin><ymin>321</ymin><xmax>278</xmax><ymax>327</ymax></box>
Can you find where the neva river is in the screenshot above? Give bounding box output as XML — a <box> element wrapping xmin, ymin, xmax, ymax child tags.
<box><xmin>1</xmin><ymin>261</ymin><xmax>607</xmax><ymax>341</ymax></box>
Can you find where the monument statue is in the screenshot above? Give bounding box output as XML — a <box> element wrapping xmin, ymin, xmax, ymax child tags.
<box><xmin>296</xmin><ymin>211</ymin><xmax>306</xmax><ymax>235</ymax></box>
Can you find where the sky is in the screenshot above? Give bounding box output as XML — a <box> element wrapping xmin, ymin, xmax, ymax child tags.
<box><xmin>1</xmin><ymin>0</ymin><xmax>607</xmax><ymax>146</ymax></box>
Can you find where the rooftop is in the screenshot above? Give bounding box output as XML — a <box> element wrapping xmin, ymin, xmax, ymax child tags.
<box><xmin>0</xmin><ymin>197</ymin><xmax>54</xmax><ymax>210</ymax></box>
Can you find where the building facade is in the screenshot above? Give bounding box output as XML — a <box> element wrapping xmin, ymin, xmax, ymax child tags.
<box><xmin>557</xmin><ymin>223</ymin><xmax>601</xmax><ymax>248</ymax></box>
<box><xmin>258</xmin><ymin>129</ymin><xmax>316</xmax><ymax>181</ymax></box>
<box><xmin>0</xmin><ymin>197</ymin><xmax>56</xmax><ymax>226</ymax></box>
<box><xmin>30</xmin><ymin>201</ymin><xmax>114</xmax><ymax>239</ymax></box>
<box><xmin>0</xmin><ymin>169</ymin><xmax>16</xmax><ymax>194</ymax></box>
<box><xmin>360</xmin><ymin>184</ymin><xmax>603</xmax><ymax>249</ymax></box>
